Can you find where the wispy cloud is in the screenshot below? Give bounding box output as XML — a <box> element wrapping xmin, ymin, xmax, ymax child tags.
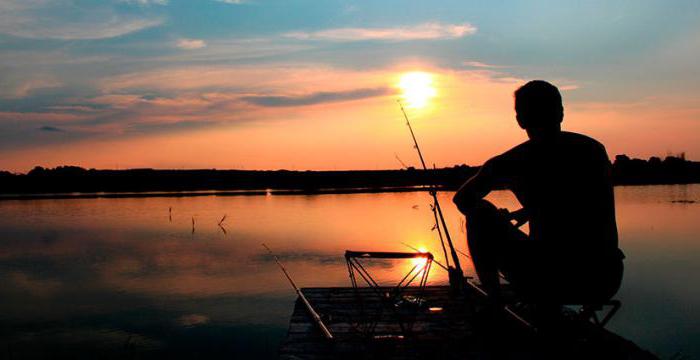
<box><xmin>215</xmin><ymin>0</ymin><xmax>246</xmax><ymax>4</ymax></box>
<box><xmin>463</xmin><ymin>61</ymin><xmax>505</xmax><ymax>69</ymax></box>
<box><xmin>0</xmin><ymin>111</ymin><xmax>91</xmax><ymax>123</ymax></box>
<box><xmin>119</xmin><ymin>0</ymin><xmax>169</xmax><ymax>5</ymax></box>
<box><xmin>284</xmin><ymin>22</ymin><xmax>477</xmax><ymax>42</ymax></box>
<box><xmin>241</xmin><ymin>87</ymin><xmax>392</xmax><ymax>107</ymax></box>
<box><xmin>9</xmin><ymin>78</ymin><xmax>63</xmax><ymax>99</ymax></box>
<box><xmin>559</xmin><ymin>84</ymin><xmax>580</xmax><ymax>91</ymax></box>
<box><xmin>176</xmin><ymin>38</ymin><xmax>207</xmax><ymax>50</ymax></box>
<box><xmin>100</xmin><ymin>65</ymin><xmax>384</xmax><ymax>93</ymax></box>
<box><xmin>0</xmin><ymin>65</ymin><xmax>400</xmax><ymax>150</ymax></box>
<box><xmin>0</xmin><ymin>1</ymin><xmax>164</xmax><ymax>40</ymax></box>
<box><xmin>38</xmin><ymin>126</ymin><xmax>65</xmax><ymax>132</ymax></box>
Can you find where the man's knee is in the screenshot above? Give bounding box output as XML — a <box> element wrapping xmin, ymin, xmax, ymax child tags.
<box><xmin>465</xmin><ymin>200</ymin><xmax>504</xmax><ymax>248</ymax></box>
<box><xmin>462</xmin><ymin>198</ymin><xmax>498</xmax><ymax>215</ymax></box>
<box><xmin>464</xmin><ymin>199</ymin><xmax>504</xmax><ymax>226</ymax></box>
<box><xmin>465</xmin><ymin>199</ymin><xmax>525</xmax><ymax>252</ymax></box>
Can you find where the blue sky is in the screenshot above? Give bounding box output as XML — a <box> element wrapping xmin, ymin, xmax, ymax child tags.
<box><xmin>1</xmin><ymin>0</ymin><xmax>699</xmax><ymax>171</ymax></box>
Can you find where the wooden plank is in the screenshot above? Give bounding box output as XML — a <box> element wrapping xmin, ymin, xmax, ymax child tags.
<box><xmin>279</xmin><ymin>285</ymin><xmax>657</xmax><ymax>360</ymax></box>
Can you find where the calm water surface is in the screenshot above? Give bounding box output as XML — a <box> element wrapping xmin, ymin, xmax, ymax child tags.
<box><xmin>0</xmin><ymin>185</ymin><xmax>698</xmax><ymax>358</ymax></box>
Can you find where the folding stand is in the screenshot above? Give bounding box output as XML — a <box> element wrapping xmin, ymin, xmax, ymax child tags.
<box><xmin>345</xmin><ymin>250</ymin><xmax>433</xmax><ymax>338</ymax></box>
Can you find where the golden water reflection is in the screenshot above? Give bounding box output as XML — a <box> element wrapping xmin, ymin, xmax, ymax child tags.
<box><xmin>0</xmin><ymin>185</ymin><xmax>698</xmax><ymax>358</ymax></box>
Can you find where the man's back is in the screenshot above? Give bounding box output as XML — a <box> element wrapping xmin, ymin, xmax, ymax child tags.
<box><xmin>454</xmin><ymin>81</ymin><xmax>624</xmax><ymax>303</ymax></box>
<box><xmin>490</xmin><ymin>131</ymin><xmax>620</xmax><ymax>263</ymax></box>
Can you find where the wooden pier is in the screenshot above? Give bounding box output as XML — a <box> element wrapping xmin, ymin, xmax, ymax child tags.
<box><xmin>279</xmin><ymin>285</ymin><xmax>657</xmax><ymax>359</ymax></box>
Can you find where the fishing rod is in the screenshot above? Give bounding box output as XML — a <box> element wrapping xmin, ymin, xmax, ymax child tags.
<box><xmin>262</xmin><ymin>244</ymin><xmax>333</xmax><ymax>340</ymax></box>
<box><xmin>398</xmin><ymin>100</ymin><xmax>464</xmax><ymax>292</ymax></box>
<box><xmin>397</xmin><ymin>102</ymin><xmax>534</xmax><ymax>330</ymax></box>
<box><xmin>400</xmin><ymin>241</ymin><xmax>534</xmax><ymax>330</ymax></box>
<box><xmin>430</xmin><ymin>201</ymin><xmax>451</xmax><ymax>269</ymax></box>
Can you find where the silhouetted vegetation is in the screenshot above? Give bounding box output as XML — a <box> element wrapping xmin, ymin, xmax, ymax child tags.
<box><xmin>1</xmin><ymin>165</ymin><xmax>475</xmax><ymax>196</ymax></box>
<box><xmin>0</xmin><ymin>155</ymin><xmax>698</xmax><ymax>198</ymax></box>
<box><xmin>612</xmin><ymin>153</ymin><xmax>700</xmax><ymax>185</ymax></box>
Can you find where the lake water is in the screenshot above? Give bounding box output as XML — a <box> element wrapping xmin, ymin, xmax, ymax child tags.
<box><xmin>0</xmin><ymin>185</ymin><xmax>698</xmax><ymax>359</ymax></box>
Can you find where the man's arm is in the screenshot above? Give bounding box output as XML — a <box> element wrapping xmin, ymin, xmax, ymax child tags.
<box><xmin>452</xmin><ymin>159</ymin><xmax>496</xmax><ymax>214</ymax></box>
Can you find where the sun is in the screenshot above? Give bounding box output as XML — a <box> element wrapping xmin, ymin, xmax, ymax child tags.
<box><xmin>398</xmin><ymin>72</ymin><xmax>436</xmax><ymax>109</ymax></box>
<box><xmin>411</xmin><ymin>246</ymin><xmax>430</xmax><ymax>267</ymax></box>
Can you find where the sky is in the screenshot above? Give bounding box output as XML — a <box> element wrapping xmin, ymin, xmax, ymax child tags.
<box><xmin>1</xmin><ymin>0</ymin><xmax>699</xmax><ymax>172</ymax></box>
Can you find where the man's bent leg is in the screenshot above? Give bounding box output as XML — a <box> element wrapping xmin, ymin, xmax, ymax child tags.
<box><xmin>463</xmin><ymin>199</ymin><xmax>527</xmax><ymax>299</ymax></box>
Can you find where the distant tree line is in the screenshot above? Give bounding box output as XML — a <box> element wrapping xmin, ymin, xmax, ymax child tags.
<box><xmin>612</xmin><ymin>153</ymin><xmax>700</xmax><ymax>185</ymax></box>
<box><xmin>0</xmin><ymin>155</ymin><xmax>699</xmax><ymax>196</ymax></box>
<box><xmin>0</xmin><ymin>165</ymin><xmax>477</xmax><ymax>195</ymax></box>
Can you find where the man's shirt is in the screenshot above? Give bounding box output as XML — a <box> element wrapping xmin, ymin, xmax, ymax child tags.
<box><xmin>485</xmin><ymin>131</ymin><xmax>623</xmax><ymax>262</ymax></box>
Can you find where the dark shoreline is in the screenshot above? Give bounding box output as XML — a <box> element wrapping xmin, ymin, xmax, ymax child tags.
<box><xmin>2</xmin><ymin>154</ymin><xmax>699</xmax><ymax>201</ymax></box>
<box><xmin>0</xmin><ymin>186</ymin><xmax>428</xmax><ymax>201</ymax></box>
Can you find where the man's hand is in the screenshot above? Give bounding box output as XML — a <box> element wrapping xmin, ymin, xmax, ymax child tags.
<box><xmin>511</xmin><ymin>208</ymin><xmax>529</xmax><ymax>227</ymax></box>
<box><xmin>499</xmin><ymin>207</ymin><xmax>529</xmax><ymax>228</ymax></box>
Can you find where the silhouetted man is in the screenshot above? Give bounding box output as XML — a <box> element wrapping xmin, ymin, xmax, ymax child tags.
<box><xmin>453</xmin><ymin>80</ymin><xmax>624</xmax><ymax>307</ymax></box>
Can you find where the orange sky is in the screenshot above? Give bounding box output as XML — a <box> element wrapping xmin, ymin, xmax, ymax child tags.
<box><xmin>2</xmin><ymin>65</ymin><xmax>698</xmax><ymax>172</ymax></box>
<box><xmin>2</xmin><ymin>2</ymin><xmax>700</xmax><ymax>172</ymax></box>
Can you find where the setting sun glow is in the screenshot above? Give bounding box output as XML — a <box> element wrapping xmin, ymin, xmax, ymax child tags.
<box><xmin>411</xmin><ymin>246</ymin><xmax>430</xmax><ymax>267</ymax></box>
<box><xmin>398</xmin><ymin>72</ymin><xmax>436</xmax><ymax>109</ymax></box>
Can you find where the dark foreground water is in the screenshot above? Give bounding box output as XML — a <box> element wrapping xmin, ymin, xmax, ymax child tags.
<box><xmin>0</xmin><ymin>185</ymin><xmax>698</xmax><ymax>359</ymax></box>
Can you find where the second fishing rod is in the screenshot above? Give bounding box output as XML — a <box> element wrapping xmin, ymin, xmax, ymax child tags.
<box><xmin>398</xmin><ymin>100</ymin><xmax>464</xmax><ymax>293</ymax></box>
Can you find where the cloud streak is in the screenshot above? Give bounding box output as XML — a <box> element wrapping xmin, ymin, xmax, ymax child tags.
<box><xmin>0</xmin><ymin>1</ymin><xmax>164</xmax><ymax>40</ymax></box>
<box><xmin>0</xmin><ymin>62</ymin><xmax>405</xmax><ymax>156</ymax></box>
<box><xmin>119</xmin><ymin>0</ymin><xmax>169</xmax><ymax>5</ymax></box>
<box><xmin>38</xmin><ymin>126</ymin><xmax>65</xmax><ymax>132</ymax></box>
<box><xmin>176</xmin><ymin>38</ymin><xmax>207</xmax><ymax>50</ymax></box>
<box><xmin>284</xmin><ymin>22</ymin><xmax>477</xmax><ymax>42</ymax></box>
<box><xmin>241</xmin><ymin>87</ymin><xmax>392</xmax><ymax>107</ymax></box>
<box><xmin>462</xmin><ymin>61</ymin><xmax>505</xmax><ymax>69</ymax></box>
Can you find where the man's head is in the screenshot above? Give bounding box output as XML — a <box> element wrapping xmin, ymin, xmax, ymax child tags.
<box><xmin>514</xmin><ymin>80</ymin><xmax>563</xmax><ymax>138</ymax></box>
